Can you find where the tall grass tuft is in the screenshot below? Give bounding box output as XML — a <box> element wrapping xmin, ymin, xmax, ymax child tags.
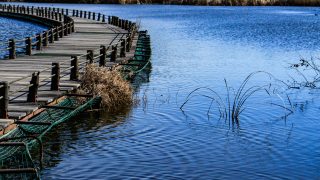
<box><xmin>180</xmin><ymin>71</ymin><xmax>293</xmax><ymax>123</ymax></box>
<box><xmin>80</xmin><ymin>64</ymin><xmax>133</xmax><ymax>111</ymax></box>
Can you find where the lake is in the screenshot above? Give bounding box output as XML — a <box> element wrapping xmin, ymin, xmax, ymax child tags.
<box><xmin>2</xmin><ymin>3</ymin><xmax>320</xmax><ymax>179</ymax></box>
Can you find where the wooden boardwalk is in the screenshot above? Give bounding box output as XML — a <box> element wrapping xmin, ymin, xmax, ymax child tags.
<box><xmin>0</xmin><ymin>5</ymin><xmax>138</xmax><ymax>121</ymax></box>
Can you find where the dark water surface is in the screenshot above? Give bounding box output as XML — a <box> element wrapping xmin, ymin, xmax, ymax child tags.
<box><xmin>2</xmin><ymin>4</ymin><xmax>320</xmax><ymax>179</ymax></box>
<box><xmin>0</xmin><ymin>17</ymin><xmax>46</xmax><ymax>58</ymax></box>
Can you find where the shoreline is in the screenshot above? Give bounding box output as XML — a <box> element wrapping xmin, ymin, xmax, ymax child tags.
<box><xmin>2</xmin><ymin>1</ymin><xmax>320</xmax><ymax>6</ymax></box>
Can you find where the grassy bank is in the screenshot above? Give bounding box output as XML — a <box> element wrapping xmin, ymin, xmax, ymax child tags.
<box><xmin>2</xmin><ymin>0</ymin><xmax>320</xmax><ymax>6</ymax></box>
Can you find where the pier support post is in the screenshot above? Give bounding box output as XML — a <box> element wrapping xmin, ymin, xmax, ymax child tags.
<box><xmin>100</xmin><ymin>45</ymin><xmax>106</xmax><ymax>67</ymax></box>
<box><xmin>8</xmin><ymin>39</ymin><xmax>16</xmax><ymax>59</ymax></box>
<box><xmin>70</xmin><ymin>56</ymin><xmax>79</xmax><ymax>81</ymax></box>
<box><xmin>87</xmin><ymin>50</ymin><xmax>94</xmax><ymax>64</ymax></box>
<box><xmin>25</xmin><ymin>37</ymin><xmax>32</xmax><ymax>56</ymax></box>
<box><xmin>51</xmin><ymin>63</ymin><xmax>60</xmax><ymax>91</ymax></box>
<box><xmin>0</xmin><ymin>82</ymin><xmax>8</xmax><ymax>119</ymax></box>
<box><xmin>27</xmin><ymin>72</ymin><xmax>39</xmax><ymax>102</ymax></box>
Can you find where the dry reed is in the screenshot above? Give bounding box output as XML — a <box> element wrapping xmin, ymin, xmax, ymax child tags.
<box><xmin>79</xmin><ymin>64</ymin><xmax>133</xmax><ymax>111</ymax></box>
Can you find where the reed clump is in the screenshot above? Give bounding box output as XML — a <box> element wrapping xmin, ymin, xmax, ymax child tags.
<box><xmin>80</xmin><ymin>64</ymin><xmax>133</xmax><ymax>111</ymax></box>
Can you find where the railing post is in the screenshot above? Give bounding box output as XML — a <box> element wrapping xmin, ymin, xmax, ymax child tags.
<box><xmin>49</xmin><ymin>29</ymin><xmax>54</xmax><ymax>43</ymax></box>
<box><xmin>110</xmin><ymin>45</ymin><xmax>117</xmax><ymax>62</ymax></box>
<box><xmin>25</xmin><ymin>37</ymin><xmax>32</xmax><ymax>55</ymax></box>
<box><xmin>59</xmin><ymin>13</ymin><xmax>62</xmax><ymax>22</ymax></box>
<box><xmin>59</xmin><ymin>25</ymin><xmax>64</xmax><ymax>38</ymax></box>
<box><xmin>36</xmin><ymin>34</ymin><xmax>42</xmax><ymax>50</ymax></box>
<box><xmin>93</xmin><ymin>12</ymin><xmax>96</xmax><ymax>20</ymax></box>
<box><xmin>88</xmin><ymin>12</ymin><xmax>91</xmax><ymax>19</ymax></box>
<box><xmin>70</xmin><ymin>56</ymin><xmax>79</xmax><ymax>80</ymax></box>
<box><xmin>126</xmin><ymin>36</ymin><xmax>131</xmax><ymax>52</ymax></box>
<box><xmin>54</xmin><ymin>27</ymin><xmax>59</xmax><ymax>41</ymax></box>
<box><xmin>27</xmin><ymin>72</ymin><xmax>40</xmax><ymax>102</ymax></box>
<box><xmin>8</xmin><ymin>39</ymin><xmax>16</xmax><ymax>59</ymax></box>
<box><xmin>102</xmin><ymin>15</ymin><xmax>105</xmax><ymax>23</ymax></box>
<box><xmin>43</xmin><ymin>31</ymin><xmax>48</xmax><ymax>47</ymax></box>
<box><xmin>71</xmin><ymin>22</ymin><xmax>75</xmax><ymax>33</ymax></box>
<box><xmin>51</xmin><ymin>63</ymin><xmax>60</xmax><ymax>91</ymax></box>
<box><xmin>87</xmin><ymin>50</ymin><xmax>94</xmax><ymax>64</ymax></box>
<box><xmin>99</xmin><ymin>45</ymin><xmax>106</xmax><ymax>67</ymax></box>
<box><xmin>80</xmin><ymin>10</ymin><xmax>83</xmax><ymax>18</ymax></box>
<box><xmin>0</xmin><ymin>82</ymin><xmax>9</xmax><ymax>119</ymax></box>
<box><xmin>72</xmin><ymin>9</ymin><xmax>75</xmax><ymax>16</ymax></box>
<box><xmin>97</xmin><ymin>13</ymin><xmax>101</xmax><ymax>21</ymax></box>
<box><xmin>64</xmin><ymin>24</ymin><xmax>68</xmax><ymax>36</ymax></box>
<box><xmin>66</xmin><ymin>9</ymin><xmax>69</xmax><ymax>16</ymax></box>
<box><xmin>120</xmin><ymin>39</ymin><xmax>126</xmax><ymax>57</ymax></box>
<box><xmin>84</xmin><ymin>11</ymin><xmax>87</xmax><ymax>18</ymax></box>
<box><xmin>108</xmin><ymin>16</ymin><xmax>111</xmax><ymax>24</ymax></box>
<box><xmin>67</xmin><ymin>23</ymin><xmax>71</xmax><ymax>34</ymax></box>
<box><xmin>76</xmin><ymin>10</ymin><xmax>79</xmax><ymax>17</ymax></box>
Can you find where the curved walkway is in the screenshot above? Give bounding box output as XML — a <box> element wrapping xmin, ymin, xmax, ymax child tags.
<box><xmin>0</xmin><ymin>5</ymin><xmax>138</xmax><ymax>120</ymax></box>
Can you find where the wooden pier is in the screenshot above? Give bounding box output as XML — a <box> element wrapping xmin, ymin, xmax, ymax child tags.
<box><xmin>0</xmin><ymin>5</ymin><xmax>138</xmax><ymax>122</ymax></box>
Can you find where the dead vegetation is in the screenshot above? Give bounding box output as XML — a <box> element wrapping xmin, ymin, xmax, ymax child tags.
<box><xmin>79</xmin><ymin>64</ymin><xmax>133</xmax><ymax>112</ymax></box>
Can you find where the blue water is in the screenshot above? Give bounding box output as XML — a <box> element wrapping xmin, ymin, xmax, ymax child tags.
<box><xmin>0</xmin><ymin>16</ymin><xmax>47</xmax><ymax>58</ymax></box>
<box><xmin>2</xmin><ymin>4</ymin><xmax>320</xmax><ymax>179</ymax></box>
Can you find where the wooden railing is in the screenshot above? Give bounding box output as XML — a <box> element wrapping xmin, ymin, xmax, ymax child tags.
<box><xmin>0</xmin><ymin>4</ymin><xmax>138</xmax><ymax>119</ymax></box>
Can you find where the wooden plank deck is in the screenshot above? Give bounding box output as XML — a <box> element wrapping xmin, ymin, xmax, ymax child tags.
<box><xmin>0</xmin><ymin>16</ymin><xmax>137</xmax><ymax>119</ymax></box>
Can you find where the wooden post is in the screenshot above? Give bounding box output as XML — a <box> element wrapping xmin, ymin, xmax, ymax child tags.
<box><xmin>54</xmin><ymin>27</ymin><xmax>59</xmax><ymax>41</ymax></box>
<box><xmin>25</xmin><ymin>37</ymin><xmax>32</xmax><ymax>56</ymax></box>
<box><xmin>59</xmin><ymin>25</ymin><xmax>64</xmax><ymax>38</ymax></box>
<box><xmin>70</xmin><ymin>56</ymin><xmax>79</xmax><ymax>80</ymax></box>
<box><xmin>27</xmin><ymin>72</ymin><xmax>40</xmax><ymax>102</ymax></box>
<box><xmin>71</xmin><ymin>22</ymin><xmax>75</xmax><ymax>33</ymax></box>
<box><xmin>80</xmin><ymin>10</ymin><xmax>83</xmax><ymax>18</ymax></box>
<box><xmin>59</xmin><ymin>13</ymin><xmax>62</xmax><ymax>22</ymax></box>
<box><xmin>43</xmin><ymin>31</ymin><xmax>48</xmax><ymax>47</ymax></box>
<box><xmin>49</xmin><ymin>29</ymin><xmax>54</xmax><ymax>43</ymax></box>
<box><xmin>120</xmin><ymin>39</ymin><xmax>126</xmax><ymax>57</ymax></box>
<box><xmin>93</xmin><ymin>12</ymin><xmax>96</xmax><ymax>20</ymax></box>
<box><xmin>88</xmin><ymin>12</ymin><xmax>91</xmax><ymax>19</ymax></box>
<box><xmin>67</xmin><ymin>23</ymin><xmax>71</xmax><ymax>34</ymax></box>
<box><xmin>124</xmin><ymin>20</ymin><xmax>129</xmax><ymax>30</ymax></box>
<box><xmin>97</xmin><ymin>13</ymin><xmax>101</xmax><ymax>21</ymax></box>
<box><xmin>8</xmin><ymin>39</ymin><xmax>16</xmax><ymax>59</ymax></box>
<box><xmin>64</xmin><ymin>24</ymin><xmax>68</xmax><ymax>36</ymax></box>
<box><xmin>66</xmin><ymin>9</ymin><xmax>69</xmax><ymax>16</ymax></box>
<box><xmin>31</xmin><ymin>6</ymin><xmax>34</xmax><ymax>15</ymax></box>
<box><xmin>55</xmin><ymin>12</ymin><xmax>58</xmax><ymax>20</ymax></box>
<box><xmin>36</xmin><ymin>34</ymin><xmax>42</xmax><ymax>50</ymax></box>
<box><xmin>108</xmin><ymin>16</ymin><xmax>111</xmax><ymax>24</ymax></box>
<box><xmin>84</xmin><ymin>11</ymin><xmax>87</xmax><ymax>18</ymax></box>
<box><xmin>76</xmin><ymin>10</ymin><xmax>79</xmax><ymax>17</ymax></box>
<box><xmin>102</xmin><ymin>15</ymin><xmax>105</xmax><ymax>23</ymax></box>
<box><xmin>126</xmin><ymin>36</ymin><xmax>131</xmax><ymax>52</ymax></box>
<box><xmin>99</xmin><ymin>45</ymin><xmax>106</xmax><ymax>67</ymax></box>
<box><xmin>45</xmin><ymin>7</ymin><xmax>47</xmax><ymax>17</ymax></box>
<box><xmin>87</xmin><ymin>50</ymin><xmax>94</xmax><ymax>64</ymax></box>
<box><xmin>110</xmin><ymin>45</ymin><xmax>117</xmax><ymax>62</ymax></box>
<box><xmin>51</xmin><ymin>63</ymin><xmax>60</xmax><ymax>90</ymax></box>
<box><xmin>72</xmin><ymin>9</ymin><xmax>75</xmax><ymax>16</ymax></box>
<box><xmin>0</xmin><ymin>82</ymin><xmax>8</xmax><ymax>119</ymax></box>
